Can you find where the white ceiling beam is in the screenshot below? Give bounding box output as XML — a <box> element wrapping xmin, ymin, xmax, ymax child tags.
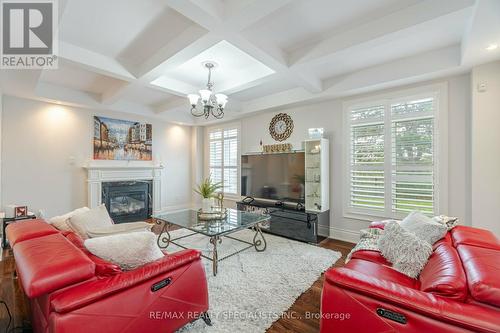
<box><xmin>159</xmin><ymin>0</ymin><xmax>322</xmax><ymax>96</ymax></box>
<box><xmin>164</xmin><ymin>0</ymin><xmax>223</xmax><ymax>31</ymax></box>
<box><xmin>100</xmin><ymin>81</ymin><xmax>135</xmax><ymax>105</ymax></box>
<box><xmin>289</xmin><ymin>0</ymin><xmax>475</xmax><ymax>67</ymax></box>
<box><xmin>224</xmin><ymin>0</ymin><xmax>294</xmax><ymax>31</ymax></box>
<box><xmin>35</xmin><ymin>81</ymin><xmax>101</xmax><ymax>106</ymax></box>
<box><xmin>240</xmin><ymin>45</ymin><xmax>464</xmax><ymax>114</ymax></box>
<box><xmin>461</xmin><ymin>0</ymin><xmax>500</xmax><ymax>66</ymax></box>
<box><xmin>225</xmin><ymin>32</ymin><xmax>323</xmax><ymax>93</ymax></box>
<box><xmin>59</xmin><ymin>41</ymin><xmax>136</xmax><ymax>82</ymax></box>
<box><xmin>136</xmin><ymin>28</ymin><xmax>220</xmax><ymax>82</ymax></box>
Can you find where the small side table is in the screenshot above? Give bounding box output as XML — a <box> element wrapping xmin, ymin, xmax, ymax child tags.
<box><xmin>2</xmin><ymin>213</ymin><xmax>37</xmax><ymax>249</ymax></box>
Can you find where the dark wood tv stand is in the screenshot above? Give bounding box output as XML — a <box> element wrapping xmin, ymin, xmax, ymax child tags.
<box><xmin>236</xmin><ymin>198</ymin><xmax>329</xmax><ymax>243</ymax></box>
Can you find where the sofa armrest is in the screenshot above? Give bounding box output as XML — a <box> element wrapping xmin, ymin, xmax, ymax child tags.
<box><xmin>50</xmin><ymin>249</ymin><xmax>201</xmax><ymax>313</ymax></box>
<box><xmin>326</xmin><ymin>268</ymin><xmax>500</xmax><ymax>333</ymax></box>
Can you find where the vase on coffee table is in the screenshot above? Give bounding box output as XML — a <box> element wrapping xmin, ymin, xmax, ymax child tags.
<box><xmin>202</xmin><ymin>198</ymin><xmax>213</xmax><ymax>213</ymax></box>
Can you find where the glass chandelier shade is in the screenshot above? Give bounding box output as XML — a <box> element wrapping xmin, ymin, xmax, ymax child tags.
<box><xmin>187</xmin><ymin>62</ymin><xmax>227</xmax><ymax>119</ymax></box>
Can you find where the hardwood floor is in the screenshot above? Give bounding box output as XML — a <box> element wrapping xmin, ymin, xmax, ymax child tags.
<box><xmin>0</xmin><ymin>247</ymin><xmax>31</xmax><ymax>333</ymax></box>
<box><xmin>0</xmin><ymin>237</ymin><xmax>354</xmax><ymax>333</ymax></box>
<box><xmin>266</xmin><ymin>239</ymin><xmax>354</xmax><ymax>333</ymax></box>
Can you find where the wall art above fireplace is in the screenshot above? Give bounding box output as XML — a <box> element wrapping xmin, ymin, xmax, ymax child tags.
<box><xmin>93</xmin><ymin>116</ymin><xmax>152</xmax><ymax>161</ymax></box>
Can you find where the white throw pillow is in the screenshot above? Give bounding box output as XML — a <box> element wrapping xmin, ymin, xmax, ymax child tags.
<box><xmin>68</xmin><ymin>204</ymin><xmax>113</xmax><ymax>239</ymax></box>
<box><xmin>84</xmin><ymin>231</ymin><xmax>164</xmax><ymax>270</ymax></box>
<box><xmin>86</xmin><ymin>222</ymin><xmax>153</xmax><ymax>238</ymax></box>
<box><xmin>48</xmin><ymin>207</ymin><xmax>90</xmax><ymax>232</ymax></box>
<box><xmin>400</xmin><ymin>211</ymin><xmax>448</xmax><ymax>245</ymax></box>
<box><xmin>379</xmin><ymin>221</ymin><xmax>433</xmax><ymax>278</ymax></box>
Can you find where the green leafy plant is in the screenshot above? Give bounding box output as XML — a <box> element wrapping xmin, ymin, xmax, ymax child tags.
<box><xmin>193</xmin><ymin>176</ymin><xmax>223</xmax><ymax>199</ymax></box>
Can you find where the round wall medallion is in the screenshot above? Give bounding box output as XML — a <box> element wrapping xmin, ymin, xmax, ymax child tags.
<box><xmin>269</xmin><ymin>113</ymin><xmax>293</xmax><ymax>142</ymax></box>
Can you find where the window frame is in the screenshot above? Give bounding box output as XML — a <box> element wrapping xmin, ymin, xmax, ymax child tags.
<box><xmin>343</xmin><ymin>83</ymin><xmax>448</xmax><ymax>221</ymax></box>
<box><xmin>205</xmin><ymin>122</ymin><xmax>241</xmax><ymax>198</ymax></box>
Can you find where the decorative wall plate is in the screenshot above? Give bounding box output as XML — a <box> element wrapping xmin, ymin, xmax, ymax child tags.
<box><xmin>269</xmin><ymin>113</ymin><xmax>293</xmax><ymax>141</ymax></box>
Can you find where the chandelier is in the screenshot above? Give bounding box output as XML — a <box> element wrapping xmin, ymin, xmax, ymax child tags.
<box><xmin>187</xmin><ymin>62</ymin><xmax>228</xmax><ymax>119</ymax></box>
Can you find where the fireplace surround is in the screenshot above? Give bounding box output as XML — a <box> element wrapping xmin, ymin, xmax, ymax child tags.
<box><xmin>84</xmin><ymin>165</ymin><xmax>163</xmax><ymax>221</ymax></box>
<box><xmin>102</xmin><ymin>181</ymin><xmax>152</xmax><ymax>223</ymax></box>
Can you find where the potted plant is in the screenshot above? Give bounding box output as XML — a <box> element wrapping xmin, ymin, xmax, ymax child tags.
<box><xmin>194</xmin><ymin>176</ymin><xmax>223</xmax><ymax>213</ymax></box>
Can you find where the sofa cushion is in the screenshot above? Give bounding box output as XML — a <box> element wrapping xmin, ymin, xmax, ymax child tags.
<box><xmin>13</xmin><ymin>233</ymin><xmax>95</xmax><ymax>298</ymax></box>
<box><xmin>451</xmin><ymin>225</ymin><xmax>500</xmax><ymax>250</ymax></box>
<box><xmin>457</xmin><ymin>245</ymin><xmax>500</xmax><ymax>307</ymax></box>
<box><xmin>419</xmin><ymin>242</ymin><xmax>467</xmax><ymax>301</ymax></box>
<box><xmin>65</xmin><ymin>232</ymin><xmax>121</xmax><ymax>276</ymax></box>
<box><xmin>6</xmin><ymin>219</ymin><xmax>59</xmax><ymax>247</ymax></box>
<box><xmin>432</xmin><ymin>232</ymin><xmax>452</xmax><ymax>250</ymax></box>
<box><xmin>344</xmin><ymin>259</ymin><xmax>419</xmax><ymax>289</ymax></box>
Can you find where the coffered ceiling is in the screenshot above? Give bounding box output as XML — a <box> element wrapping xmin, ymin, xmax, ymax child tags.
<box><xmin>1</xmin><ymin>0</ymin><xmax>499</xmax><ymax>125</ymax></box>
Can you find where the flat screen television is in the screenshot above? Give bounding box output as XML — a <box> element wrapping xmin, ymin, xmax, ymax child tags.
<box><xmin>241</xmin><ymin>152</ymin><xmax>305</xmax><ymax>203</ymax></box>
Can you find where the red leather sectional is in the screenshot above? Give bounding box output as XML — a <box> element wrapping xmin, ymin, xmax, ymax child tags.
<box><xmin>321</xmin><ymin>225</ymin><xmax>500</xmax><ymax>333</ymax></box>
<box><xmin>6</xmin><ymin>220</ymin><xmax>209</xmax><ymax>333</ymax></box>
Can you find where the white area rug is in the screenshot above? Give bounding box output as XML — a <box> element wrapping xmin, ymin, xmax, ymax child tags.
<box><xmin>168</xmin><ymin>229</ymin><xmax>341</xmax><ymax>333</ymax></box>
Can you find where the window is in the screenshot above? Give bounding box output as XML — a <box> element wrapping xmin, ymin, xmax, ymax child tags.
<box><xmin>345</xmin><ymin>86</ymin><xmax>446</xmax><ymax>219</ymax></box>
<box><xmin>207</xmin><ymin>126</ymin><xmax>239</xmax><ymax>195</ymax></box>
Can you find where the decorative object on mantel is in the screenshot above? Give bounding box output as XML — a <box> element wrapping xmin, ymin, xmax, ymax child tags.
<box><xmin>193</xmin><ymin>176</ymin><xmax>223</xmax><ymax>213</ymax></box>
<box><xmin>269</xmin><ymin>113</ymin><xmax>293</xmax><ymax>141</ymax></box>
<box><xmin>93</xmin><ymin>116</ymin><xmax>152</xmax><ymax>161</ymax></box>
<box><xmin>263</xmin><ymin>143</ymin><xmax>293</xmax><ymax>153</ymax></box>
<box><xmin>187</xmin><ymin>61</ymin><xmax>228</xmax><ymax>119</ymax></box>
<box><xmin>308</xmin><ymin>127</ymin><xmax>324</xmax><ymax>139</ymax></box>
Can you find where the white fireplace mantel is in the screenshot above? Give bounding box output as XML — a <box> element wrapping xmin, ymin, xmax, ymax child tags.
<box><xmin>83</xmin><ymin>164</ymin><xmax>163</xmax><ymax>214</ymax></box>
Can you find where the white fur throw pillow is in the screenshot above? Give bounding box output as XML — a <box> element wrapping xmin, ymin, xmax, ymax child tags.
<box><xmin>379</xmin><ymin>221</ymin><xmax>433</xmax><ymax>278</ymax></box>
<box><xmin>400</xmin><ymin>211</ymin><xmax>447</xmax><ymax>245</ymax></box>
<box><xmin>84</xmin><ymin>231</ymin><xmax>164</xmax><ymax>270</ymax></box>
<box><xmin>48</xmin><ymin>207</ymin><xmax>90</xmax><ymax>232</ymax></box>
<box><xmin>68</xmin><ymin>204</ymin><xmax>113</xmax><ymax>239</ymax></box>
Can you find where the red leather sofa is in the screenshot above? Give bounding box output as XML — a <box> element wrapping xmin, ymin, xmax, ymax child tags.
<box><xmin>320</xmin><ymin>225</ymin><xmax>500</xmax><ymax>333</ymax></box>
<box><xmin>6</xmin><ymin>219</ymin><xmax>210</xmax><ymax>333</ymax></box>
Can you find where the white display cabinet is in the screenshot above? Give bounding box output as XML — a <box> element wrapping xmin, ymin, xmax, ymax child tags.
<box><xmin>304</xmin><ymin>138</ymin><xmax>329</xmax><ymax>212</ymax></box>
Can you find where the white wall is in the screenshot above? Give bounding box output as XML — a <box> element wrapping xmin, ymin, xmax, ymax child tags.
<box><xmin>471</xmin><ymin>61</ymin><xmax>500</xmax><ymax>236</ymax></box>
<box><xmin>227</xmin><ymin>74</ymin><xmax>471</xmax><ymax>242</ymax></box>
<box><xmin>1</xmin><ymin>96</ymin><xmax>192</xmax><ymax>218</ymax></box>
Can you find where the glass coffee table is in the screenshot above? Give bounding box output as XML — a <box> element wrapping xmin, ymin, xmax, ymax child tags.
<box><xmin>152</xmin><ymin>209</ymin><xmax>270</xmax><ymax>276</ymax></box>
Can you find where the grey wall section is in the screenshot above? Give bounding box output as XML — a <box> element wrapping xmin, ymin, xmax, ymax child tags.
<box><xmin>1</xmin><ymin>96</ymin><xmax>192</xmax><ymax>218</ymax></box>
<box><xmin>471</xmin><ymin>61</ymin><xmax>500</xmax><ymax>236</ymax></box>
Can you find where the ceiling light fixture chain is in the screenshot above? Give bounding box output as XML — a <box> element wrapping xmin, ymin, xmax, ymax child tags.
<box><xmin>187</xmin><ymin>62</ymin><xmax>227</xmax><ymax>119</ymax></box>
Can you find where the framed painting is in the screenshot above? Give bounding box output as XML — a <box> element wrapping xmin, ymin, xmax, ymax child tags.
<box><xmin>93</xmin><ymin>116</ymin><xmax>152</xmax><ymax>161</ymax></box>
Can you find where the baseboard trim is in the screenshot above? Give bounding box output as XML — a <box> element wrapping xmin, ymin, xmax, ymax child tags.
<box><xmin>329</xmin><ymin>227</ymin><xmax>360</xmax><ymax>243</ymax></box>
<box><xmin>318</xmin><ymin>224</ymin><xmax>330</xmax><ymax>238</ymax></box>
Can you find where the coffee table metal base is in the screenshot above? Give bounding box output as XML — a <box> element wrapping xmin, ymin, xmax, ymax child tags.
<box><xmin>155</xmin><ymin>219</ymin><xmax>267</xmax><ymax>276</ymax></box>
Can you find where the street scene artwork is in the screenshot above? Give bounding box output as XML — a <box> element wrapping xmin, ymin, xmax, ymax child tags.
<box><xmin>93</xmin><ymin>116</ymin><xmax>152</xmax><ymax>161</ymax></box>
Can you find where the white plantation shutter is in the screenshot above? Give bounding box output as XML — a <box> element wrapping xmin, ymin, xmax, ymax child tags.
<box><xmin>208</xmin><ymin>126</ymin><xmax>239</xmax><ymax>195</ymax></box>
<box><xmin>347</xmin><ymin>95</ymin><xmax>438</xmax><ymax>218</ymax></box>
<box><xmin>350</xmin><ymin>105</ymin><xmax>385</xmax><ymax>211</ymax></box>
<box><xmin>391</xmin><ymin>98</ymin><xmax>435</xmax><ymax>214</ymax></box>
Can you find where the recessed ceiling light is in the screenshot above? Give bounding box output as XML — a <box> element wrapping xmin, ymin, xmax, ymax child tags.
<box><xmin>486</xmin><ymin>43</ymin><xmax>498</xmax><ymax>51</ymax></box>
